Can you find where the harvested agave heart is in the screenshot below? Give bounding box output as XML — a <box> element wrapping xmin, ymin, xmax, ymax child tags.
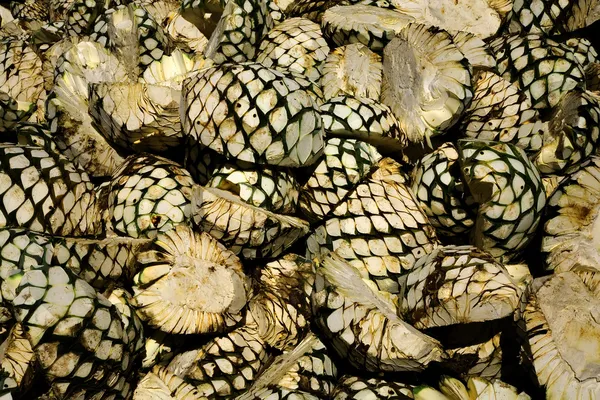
<box><xmin>192</xmin><ymin>185</ymin><xmax>309</xmax><ymax>258</ymax></box>
<box><xmin>560</xmin><ymin>37</ymin><xmax>599</xmax><ymax>67</ymax></box>
<box><xmin>460</xmin><ymin>71</ymin><xmax>545</xmax><ymax>153</ymax></box>
<box><xmin>320</xmin><ymin>43</ymin><xmax>382</xmax><ymax>101</ymax></box>
<box><xmin>0</xmin><ymin>323</ymin><xmax>36</xmax><ymax>398</ymax></box>
<box><xmin>247</xmin><ymin>254</ymin><xmax>315</xmax><ymax>350</ymax></box>
<box><xmin>0</xmin><ymin>38</ymin><xmax>45</xmax><ymax>123</ymax></box>
<box><xmin>133</xmin><ymin>365</ymin><xmax>204</xmax><ymax>399</ymax></box>
<box><xmin>9</xmin><ymin>263</ymin><xmax>143</xmax><ymax>399</ymax></box>
<box><xmin>181</xmin><ymin>62</ymin><xmax>325</xmax><ymax>167</ymax></box>
<box><xmin>458</xmin><ymin>139</ymin><xmax>546</xmax><ymax>262</ymax></box>
<box><xmin>411</xmin><ymin>143</ymin><xmax>476</xmax><ymax>237</ymax></box>
<box><xmin>306</xmin><ymin>158</ymin><xmax>438</xmax><ymax>294</ymax></box>
<box><xmin>320</xmin><ymin>96</ymin><xmax>408</xmax><ymax>152</ymax></box>
<box><xmin>533</xmin><ymin>88</ymin><xmax>600</xmax><ymax>175</ymax></box>
<box><xmin>450</xmin><ymin>31</ymin><xmax>496</xmax><ymax>71</ymax></box>
<box><xmin>105</xmin><ymin>153</ymin><xmax>195</xmax><ymax>239</ymax></box>
<box><xmin>399</xmin><ymin>245</ymin><xmax>526</xmax><ymax>330</ymax></box>
<box><xmin>0</xmin><ymin>144</ymin><xmax>101</xmax><ymax>236</ymax></box>
<box><xmin>166</xmin><ymin>322</ymin><xmax>270</xmax><ymax>398</ymax></box>
<box><xmin>414</xmin><ymin>376</ymin><xmax>531</xmax><ymax>399</ymax></box>
<box><xmin>521</xmin><ymin>272</ymin><xmax>600</xmax><ymax>399</ymax></box>
<box><xmin>490</xmin><ymin>33</ymin><xmax>585</xmax><ymax>111</ymax></box>
<box><xmin>506</xmin><ymin>0</ymin><xmax>595</xmax><ymax>35</ymax></box>
<box><xmin>203</xmin><ymin>0</ymin><xmax>273</xmax><ymax>64</ymax></box>
<box><xmin>45</xmin><ymin>39</ymin><xmax>127</xmax><ymax>177</ymax></box>
<box><xmin>382</xmin><ymin>23</ymin><xmax>473</xmax><ymax>147</ymax></box>
<box><xmin>311</xmin><ymin>252</ymin><xmax>446</xmax><ymax>372</ymax></box>
<box><xmin>237</xmin><ymin>332</ymin><xmax>338</xmax><ymax>399</ymax></box>
<box><xmin>299</xmin><ymin>138</ymin><xmax>381</xmax><ymax>222</ymax></box>
<box><xmin>132</xmin><ymin>225</ymin><xmax>250</xmax><ymax>335</ymax></box>
<box><xmin>331</xmin><ymin>376</ymin><xmax>414</xmax><ymax>399</ymax></box>
<box><xmin>321</xmin><ymin>5</ymin><xmax>414</xmax><ymax>52</ymax></box>
<box><xmin>541</xmin><ymin>156</ymin><xmax>600</xmax><ymax>273</ymax></box>
<box><xmin>88</xmin><ymin>81</ymin><xmax>183</xmax><ymax>152</ymax></box>
<box><xmin>208</xmin><ymin>161</ymin><xmax>300</xmax><ymax>214</ymax></box>
<box><xmin>256</xmin><ymin>17</ymin><xmax>329</xmax><ymax>82</ymax></box>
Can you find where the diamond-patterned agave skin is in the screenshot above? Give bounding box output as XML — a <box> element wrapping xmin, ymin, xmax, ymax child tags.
<box><xmin>331</xmin><ymin>376</ymin><xmax>414</xmax><ymax>399</ymax></box>
<box><xmin>0</xmin><ymin>144</ymin><xmax>101</xmax><ymax>236</ymax></box>
<box><xmin>458</xmin><ymin>139</ymin><xmax>546</xmax><ymax>262</ymax></box>
<box><xmin>0</xmin><ymin>323</ymin><xmax>36</xmax><ymax>398</ymax></box>
<box><xmin>534</xmin><ymin>89</ymin><xmax>600</xmax><ymax>175</ymax></box>
<box><xmin>400</xmin><ymin>245</ymin><xmax>523</xmax><ymax>330</ymax></box>
<box><xmin>306</xmin><ymin>158</ymin><xmax>439</xmax><ymax>294</ymax></box>
<box><xmin>89</xmin><ymin>82</ymin><xmax>183</xmax><ymax>152</ymax></box>
<box><xmin>311</xmin><ymin>252</ymin><xmax>446</xmax><ymax>372</ymax></box>
<box><xmin>64</xmin><ymin>0</ymin><xmax>112</xmax><ymax>37</ymax></box>
<box><xmin>248</xmin><ymin>254</ymin><xmax>315</xmax><ymax>351</ymax></box>
<box><xmin>381</xmin><ymin>23</ymin><xmax>473</xmax><ymax>146</ymax></box>
<box><xmin>106</xmin><ymin>154</ymin><xmax>195</xmax><ymax>239</ymax></box>
<box><xmin>320</xmin><ymin>43</ymin><xmax>382</xmax><ymax>101</ymax></box>
<box><xmin>46</xmin><ymin>40</ymin><xmax>127</xmax><ymax>177</ymax></box>
<box><xmin>192</xmin><ymin>186</ymin><xmax>310</xmax><ymax>259</ymax></box>
<box><xmin>9</xmin><ymin>0</ymin><xmax>50</xmax><ymax>22</ymax></box>
<box><xmin>90</xmin><ymin>4</ymin><xmax>174</xmax><ymax>73</ymax></box>
<box><xmin>133</xmin><ymin>365</ymin><xmax>205</xmax><ymax>399</ymax></box>
<box><xmin>541</xmin><ymin>156</ymin><xmax>600</xmax><ymax>273</ymax></box>
<box><xmin>321</xmin><ymin>5</ymin><xmax>413</xmax><ymax>52</ymax></box>
<box><xmin>184</xmin><ymin>141</ymin><xmax>225</xmax><ymax>185</ymax></box>
<box><xmin>490</xmin><ymin>33</ymin><xmax>585</xmax><ymax>111</ymax></box>
<box><xmin>181</xmin><ymin>62</ymin><xmax>325</xmax><ymax>167</ymax></box>
<box><xmin>286</xmin><ymin>0</ymin><xmax>349</xmax><ymax>23</ymax></box>
<box><xmin>256</xmin><ymin>17</ymin><xmax>329</xmax><ymax>82</ymax></box>
<box><xmin>0</xmin><ymin>39</ymin><xmax>45</xmax><ymax>122</ymax></box>
<box><xmin>507</xmin><ymin>0</ymin><xmax>596</xmax><ymax>36</ymax></box>
<box><xmin>237</xmin><ymin>333</ymin><xmax>338</xmax><ymax>400</ymax></box>
<box><xmin>204</xmin><ymin>0</ymin><xmax>273</xmax><ymax>64</ymax></box>
<box><xmin>0</xmin><ymin>91</ymin><xmax>34</xmax><ymax>132</ymax></box>
<box><xmin>461</xmin><ymin>71</ymin><xmax>545</xmax><ymax>153</ymax></box>
<box><xmin>321</xmin><ymin>96</ymin><xmax>408</xmax><ymax>152</ymax></box>
<box><xmin>208</xmin><ymin>162</ymin><xmax>300</xmax><ymax>214</ymax></box>
<box><xmin>522</xmin><ymin>272</ymin><xmax>600</xmax><ymax>399</ymax></box>
<box><xmin>411</xmin><ymin>143</ymin><xmax>476</xmax><ymax>237</ymax></box>
<box><xmin>11</xmin><ymin>264</ymin><xmax>143</xmax><ymax>399</ymax></box>
<box><xmin>167</xmin><ymin>323</ymin><xmax>270</xmax><ymax>398</ymax></box>
<box><xmin>0</xmin><ymin>228</ymin><xmax>150</xmax><ymax>296</ymax></box>
<box><xmin>299</xmin><ymin>138</ymin><xmax>381</xmax><ymax>222</ymax></box>
<box><xmin>561</xmin><ymin>37</ymin><xmax>599</xmax><ymax>68</ymax></box>
<box><xmin>132</xmin><ymin>225</ymin><xmax>250</xmax><ymax>335</ymax></box>
<box><xmin>444</xmin><ymin>333</ymin><xmax>503</xmax><ymax>380</ymax></box>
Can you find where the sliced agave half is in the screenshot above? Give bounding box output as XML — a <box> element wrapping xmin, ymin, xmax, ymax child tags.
<box><xmin>450</xmin><ymin>31</ymin><xmax>496</xmax><ymax>71</ymax></box>
<box><xmin>460</xmin><ymin>71</ymin><xmax>545</xmax><ymax>153</ymax></box>
<box><xmin>320</xmin><ymin>43</ymin><xmax>382</xmax><ymax>101</ymax></box>
<box><xmin>237</xmin><ymin>332</ymin><xmax>338</xmax><ymax>399</ymax></box>
<box><xmin>444</xmin><ymin>333</ymin><xmax>503</xmax><ymax>380</ymax></box>
<box><xmin>458</xmin><ymin>139</ymin><xmax>546</xmax><ymax>262</ymax></box>
<box><xmin>311</xmin><ymin>252</ymin><xmax>446</xmax><ymax>372</ymax></box>
<box><xmin>414</xmin><ymin>376</ymin><xmax>531</xmax><ymax>400</ymax></box>
<box><xmin>181</xmin><ymin>62</ymin><xmax>324</xmax><ymax>167</ymax></box>
<box><xmin>299</xmin><ymin>138</ymin><xmax>381</xmax><ymax>222</ymax></box>
<box><xmin>307</xmin><ymin>158</ymin><xmax>438</xmax><ymax>294</ymax></box>
<box><xmin>133</xmin><ymin>365</ymin><xmax>204</xmax><ymax>400</ymax></box>
<box><xmin>0</xmin><ymin>323</ymin><xmax>36</xmax><ymax>398</ymax></box>
<box><xmin>192</xmin><ymin>185</ymin><xmax>309</xmax><ymax>258</ymax></box>
<box><xmin>400</xmin><ymin>245</ymin><xmax>526</xmax><ymax>329</ymax></box>
<box><xmin>534</xmin><ymin>89</ymin><xmax>600</xmax><ymax>175</ymax></box>
<box><xmin>88</xmin><ymin>82</ymin><xmax>183</xmax><ymax>152</ymax></box>
<box><xmin>256</xmin><ymin>17</ymin><xmax>329</xmax><ymax>82</ymax></box>
<box><xmin>132</xmin><ymin>225</ymin><xmax>250</xmax><ymax>335</ymax></box>
<box><xmin>164</xmin><ymin>10</ymin><xmax>209</xmax><ymax>54</ymax></box>
<box><xmin>382</xmin><ymin>23</ymin><xmax>472</xmax><ymax>147</ymax></box>
<box><xmin>321</xmin><ymin>5</ymin><xmax>414</xmax><ymax>52</ymax></box>
<box><xmin>105</xmin><ymin>154</ymin><xmax>195</xmax><ymax>239</ymax></box>
<box><xmin>522</xmin><ymin>272</ymin><xmax>600</xmax><ymax>399</ymax></box>
<box><xmin>542</xmin><ymin>156</ymin><xmax>600</xmax><ymax>273</ymax></box>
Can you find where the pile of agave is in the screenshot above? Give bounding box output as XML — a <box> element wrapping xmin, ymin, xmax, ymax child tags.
<box><xmin>1</xmin><ymin>0</ymin><xmax>600</xmax><ymax>398</ymax></box>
